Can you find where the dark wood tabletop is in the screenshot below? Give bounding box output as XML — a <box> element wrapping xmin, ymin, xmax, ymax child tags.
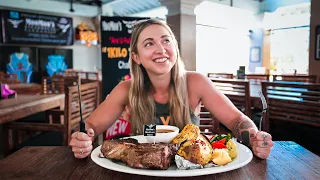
<box><xmin>8</xmin><ymin>83</ymin><xmax>42</xmax><ymax>94</ymax></box>
<box><xmin>0</xmin><ymin>94</ymin><xmax>64</xmax><ymax>124</ymax></box>
<box><xmin>0</xmin><ymin>141</ymin><xmax>319</xmax><ymax>180</ymax></box>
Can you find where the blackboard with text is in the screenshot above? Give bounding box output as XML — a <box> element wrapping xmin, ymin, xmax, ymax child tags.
<box><xmin>100</xmin><ymin>16</ymin><xmax>148</xmax><ymax>98</ymax></box>
<box><xmin>1</xmin><ymin>10</ymin><xmax>73</xmax><ymax>46</ymax></box>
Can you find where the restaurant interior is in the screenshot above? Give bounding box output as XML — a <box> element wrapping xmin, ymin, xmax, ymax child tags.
<box><xmin>0</xmin><ymin>0</ymin><xmax>319</xmax><ymax>167</ymax></box>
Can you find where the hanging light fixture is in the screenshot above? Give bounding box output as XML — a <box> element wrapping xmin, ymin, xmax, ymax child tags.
<box><xmin>70</xmin><ymin>0</ymin><xmax>74</xmax><ymax>12</ymax></box>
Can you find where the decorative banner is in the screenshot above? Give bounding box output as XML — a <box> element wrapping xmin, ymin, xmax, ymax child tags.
<box><xmin>100</xmin><ymin>16</ymin><xmax>148</xmax><ymax>98</ymax></box>
<box><xmin>1</xmin><ymin>10</ymin><xmax>73</xmax><ymax>45</ymax></box>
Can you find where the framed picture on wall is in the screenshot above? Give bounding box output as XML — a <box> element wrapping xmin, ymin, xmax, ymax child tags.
<box><xmin>0</xmin><ymin>46</ymin><xmax>38</xmax><ymax>83</ymax></box>
<box><xmin>250</xmin><ymin>46</ymin><xmax>261</xmax><ymax>63</ymax></box>
<box><xmin>315</xmin><ymin>25</ymin><xmax>320</xmax><ymax>60</ymax></box>
<box><xmin>38</xmin><ymin>48</ymin><xmax>73</xmax><ymax>77</ymax></box>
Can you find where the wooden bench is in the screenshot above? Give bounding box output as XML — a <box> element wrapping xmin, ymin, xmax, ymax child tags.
<box><xmin>261</xmin><ymin>81</ymin><xmax>320</xmax><ymax>132</ymax></box>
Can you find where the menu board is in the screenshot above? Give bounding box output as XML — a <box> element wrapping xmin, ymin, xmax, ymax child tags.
<box><xmin>100</xmin><ymin>16</ymin><xmax>148</xmax><ymax>98</ymax></box>
<box><xmin>1</xmin><ymin>10</ymin><xmax>73</xmax><ymax>46</ymax></box>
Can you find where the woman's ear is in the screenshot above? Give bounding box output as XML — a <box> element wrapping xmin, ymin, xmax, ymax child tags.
<box><xmin>131</xmin><ymin>52</ymin><xmax>141</xmax><ymax>65</ymax></box>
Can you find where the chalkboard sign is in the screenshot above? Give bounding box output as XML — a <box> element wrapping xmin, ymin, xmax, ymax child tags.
<box><xmin>143</xmin><ymin>124</ymin><xmax>156</xmax><ymax>136</ymax></box>
<box><xmin>1</xmin><ymin>10</ymin><xmax>73</xmax><ymax>46</ymax></box>
<box><xmin>100</xmin><ymin>16</ymin><xmax>148</xmax><ymax>99</ymax></box>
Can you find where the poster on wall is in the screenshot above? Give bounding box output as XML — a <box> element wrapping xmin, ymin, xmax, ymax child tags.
<box><xmin>100</xmin><ymin>16</ymin><xmax>148</xmax><ymax>99</ymax></box>
<box><xmin>0</xmin><ymin>46</ymin><xmax>38</xmax><ymax>83</ymax></box>
<box><xmin>250</xmin><ymin>46</ymin><xmax>261</xmax><ymax>63</ymax></box>
<box><xmin>1</xmin><ymin>10</ymin><xmax>73</xmax><ymax>46</ymax></box>
<box><xmin>38</xmin><ymin>48</ymin><xmax>73</xmax><ymax>77</ymax></box>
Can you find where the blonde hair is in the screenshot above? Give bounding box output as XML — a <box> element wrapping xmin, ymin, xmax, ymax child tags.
<box><xmin>128</xmin><ymin>19</ymin><xmax>192</xmax><ymax>134</ymax></box>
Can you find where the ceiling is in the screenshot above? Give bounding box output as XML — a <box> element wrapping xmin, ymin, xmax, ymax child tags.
<box><xmin>53</xmin><ymin>0</ymin><xmax>162</xmax><ymax>16</ymax></box>
<box><xmin>47</xmin><ymin>0</ymin><xmax>268</xmax><ymax>16</ymax></box>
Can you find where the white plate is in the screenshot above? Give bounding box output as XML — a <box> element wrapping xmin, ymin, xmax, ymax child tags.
<box><xmin>91</xmin><ymin>135</ymin><xmax>253</xmax><ymax>177</ymax></box>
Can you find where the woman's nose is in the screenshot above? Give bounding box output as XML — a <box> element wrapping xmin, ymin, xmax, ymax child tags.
<box><xmin>155</xmin><ymin>43</ymin><xmax>166</xmax><ymax>54</ymax></box>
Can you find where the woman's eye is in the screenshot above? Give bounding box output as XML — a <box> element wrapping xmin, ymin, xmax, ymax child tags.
<box><xmin>163</xmin><ymin>39</ymin><xmax>171</xmax><ymax>44</ymax></box>
<box><xmin>145</xmin><ymin>42</ymin><xmax>153</xmax><ymax>47</ymax></box>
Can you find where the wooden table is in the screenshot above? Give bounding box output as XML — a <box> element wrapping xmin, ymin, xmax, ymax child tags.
<box><xmin>8</xmin><ymin>83</ymin><xmax>42</xmax><ymax>94</ymax></box>
<box><xmin>0</xmin><ymin>94</ymin><xmax>64</xmax><ymax>124</ymax></box>
<box><xmin>0</xmin><ymin>141</ymin><xmax>319</xmax><ymax>180</ymax></box>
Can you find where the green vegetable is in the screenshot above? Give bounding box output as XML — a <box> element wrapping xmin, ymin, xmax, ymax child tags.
<box><xmin>210</xmin><ymin>133</ymin><xmax>232</xmax><ymax>144</ymax></box>
<box><xmin>225</xmin><ymin>133</ymin><xmax>231</xmax><ymax>143</ymax></box>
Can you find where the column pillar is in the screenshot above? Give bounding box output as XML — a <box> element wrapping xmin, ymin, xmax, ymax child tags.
<box><xmin>160</xmin><ymin>0</ymin><xmax>204</xmax><ymax>71</ymax></box>
<box><xmin>309</xmin><ymin>0</ymin><xmax>320</xmax><ymax>76</ymax></box>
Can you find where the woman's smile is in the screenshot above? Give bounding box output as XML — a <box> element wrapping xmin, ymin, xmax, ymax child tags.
<box><xmin>153</xmin><ymin>57</ymin><xmax>168</xmax><ymax>63</ymax></box>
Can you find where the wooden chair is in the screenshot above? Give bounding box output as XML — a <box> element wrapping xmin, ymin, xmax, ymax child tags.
<box><xmin>211</xmin><ymin>78</ymin><xmax>252</xmax><ymax>118</ymax></box>
<box><xmin>273</xmin><ymin>74</ymin><xmax>317</xmax><ymax>83</ymax></box>
<box><xmin>261</xmin><ymin>81</ymin><xmax>320</xmax><ymax>154</ymax></box>
<box><xmin>65</xmin><ymin>70</ymin><xmax>100</xmax><ymax>81</ymax></box>
<box><xmin>64</xmin><ymin>69</ymin><xmax>79</xmax><ymax>77</ymax></box>
<box><xmin>200</xmin><ymin>79</ymin><xmax>251</xmax><ymax>135</ymax></box>
<box><xmin>199</xmin><ymin>104</ymin><xmax>231</xmax><ymax>135</ymax></box>
<box><xmin>65</xmin><ymin>70</ymin><xmax>102</xmax><ymax>102</ymax></box>
<box><xmin>207</xmin><ymin>73</ymin><xmax>234</xmax><ymax>79</ymax></box>
<box><xmin>261</xmin><ymin>81</ymin><xmax>320</xmax><ymax>132</ymax></box>
<box><xmin>0</xmin><ymin>73</ymin><xmax>19</xmax><ymax>84</ymax></box>
<box><xmin>199</xmin><ymin>104</ymin><xmax>214</xmax><ymax>134</ymax></box>
<box><xmin>4</xmin><ymin>81</ymin><xmax>100</xmax><ymax>154</ymax></box>
<box><xmin>41</xmin><ymin>75</ymin><xmax>80</xmax><ymax>94</ymax></box>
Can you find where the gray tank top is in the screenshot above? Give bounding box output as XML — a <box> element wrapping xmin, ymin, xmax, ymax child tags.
<box><xmin>154</xmin><ymin>101</ymin><xmax>199</xmax><ymax>126</ymax></box>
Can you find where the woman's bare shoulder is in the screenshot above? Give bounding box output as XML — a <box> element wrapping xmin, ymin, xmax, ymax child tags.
<box><xmin>185</xmin><ymin>71</ymin><xmax>212</xmax><ymax>95</ymax></box>
<box><xmin>107</xmin><ymin>80</ymin><xmax>131</xmax><ymax>101</ymax></box>
<box><xmin>186</xmin><ymin>71</ymin><xmax>209</xmax><ymax>86</ymax></box>
<box><xmin>116</xmin><ymin>79</ymin><xmax>131</xmax><ymax>91</ymax></box>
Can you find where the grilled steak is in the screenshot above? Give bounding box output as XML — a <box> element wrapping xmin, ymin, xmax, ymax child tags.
<box><xmin>101</xmin><ymin>138</ymin><xmax>138</xmax><ymax>161</ymax></box>
<box><xmin>101</xmin><ymin>139</ymin><xmax>178</xmax><ymax>170</ymax></box>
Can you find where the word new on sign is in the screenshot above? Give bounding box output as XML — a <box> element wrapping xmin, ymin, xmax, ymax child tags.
<box><xmin>102</xmin><ymin>47</ymin><xmax>128</xmax><ymax>58</ymax></box>
<box><xmin>105</xmin><ymin>118</ymin><xmax>131</xmax><ymax>140</ymax></box>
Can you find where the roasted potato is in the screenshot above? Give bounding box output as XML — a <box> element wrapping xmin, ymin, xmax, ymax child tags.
<box><xmin>226</xmin><ymin>139</ymin><xmax>237</xmax><ymax>159</ymax></box>
<box><xmin>176</xmin><ymin>134</ymin><xmax>213</xmax><ymax>166</ymax></box>
<box><xmin>171</xmin><ymin>124</ymin><xmax>200</xmax><ymax>144</ymax></box>
<box><xmin>212</xmin><ymin>148</ymin><xmax>232</xmax><ymax>165</ymax></box>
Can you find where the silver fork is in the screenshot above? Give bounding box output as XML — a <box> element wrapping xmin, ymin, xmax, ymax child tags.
<box><xmin>258</xmin><ymin>91</ymin><xmax>267</xmax><ymax>131</ymax></box>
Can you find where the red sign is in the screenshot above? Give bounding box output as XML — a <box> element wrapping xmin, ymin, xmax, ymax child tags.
<box><xmin>104</xmin><ymin>118</ymin><xmax>131</xmax><ymax>140</ymax></box>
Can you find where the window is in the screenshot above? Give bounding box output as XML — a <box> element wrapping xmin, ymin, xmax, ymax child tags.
<box><xmin>196</xmin><ymin>25</ymin><xmax>250</xmax><ymax>75</ymax></box>
<box><xmin>270</xmin><ymin>27</ymin><xmax>309</xmax><ymax>74</ymax></box>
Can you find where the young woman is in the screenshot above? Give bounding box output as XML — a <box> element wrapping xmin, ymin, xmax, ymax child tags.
<box><xmin>69</xmin><ymin>19</ymin><xmax>273</xmax><ymax>159</ymax></box>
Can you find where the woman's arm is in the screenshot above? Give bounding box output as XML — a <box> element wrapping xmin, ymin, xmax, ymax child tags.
<box><xmin>188</xmin><ymin>72</ymin><xmax>257</xmax><ymax>146</ymax></box>
<box><xmin>85</xmin><ymin>80</ymin><xmax>130</xmax><ymax>137</ymax></box>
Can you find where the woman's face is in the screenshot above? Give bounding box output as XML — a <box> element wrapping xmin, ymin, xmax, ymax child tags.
<box><xmin>132</xmin><ymin>24</ymin><xmax>177</xmax><ymax>76</ymax></box>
